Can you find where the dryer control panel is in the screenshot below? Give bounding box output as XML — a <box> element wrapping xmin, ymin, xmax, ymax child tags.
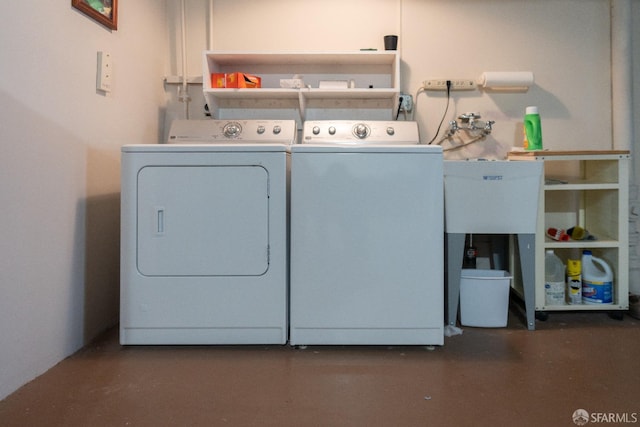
<box><xmin>168</xmin><ymin>119</ymin><xmax>297</xmax><ymax>144</ymax></box>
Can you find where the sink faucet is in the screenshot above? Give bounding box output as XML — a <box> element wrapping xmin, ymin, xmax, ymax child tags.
<box><xmin>440</xmin><ymin>112</ymin><xmax>495</xmax><ymax>142</ymax></box>
<box><xmin>455</xmin><ymin>112</ymin><xmax>483</xmax><ymax>131</ymax></box>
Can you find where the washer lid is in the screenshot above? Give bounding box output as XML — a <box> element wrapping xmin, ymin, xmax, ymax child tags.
<box><xmin>291</xmin><ymin>144</ymin><xmax>442</xmax><ymax>154</ymax></box>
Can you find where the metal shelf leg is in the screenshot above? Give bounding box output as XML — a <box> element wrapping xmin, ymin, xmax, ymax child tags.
<box><xmin>446</xmin><ymin>233</ymin><xmax>465</xmax><ymax>327</ymax></box>
<box><xmin>517</xmin><ymin>233</ymin><xmax>536</xmax><ymax>330</ymax></box>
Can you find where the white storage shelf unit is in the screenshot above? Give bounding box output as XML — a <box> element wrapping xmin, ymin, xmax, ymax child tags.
<box><xmin>509</xmin><ymin>150</ymin><xmax>630</xmax><ymax>314</ymax></box>
<box><xmin>202</xmin><ymin>51</ymin><xmax>400</xmax><ymax>122</ymax></box>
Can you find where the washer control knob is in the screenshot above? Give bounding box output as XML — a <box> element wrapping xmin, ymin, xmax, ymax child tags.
<box><xmin>328</xmin><ymin>126</ymin><xmax>336</xmax><ymax>135</ymax></box>
<box><xmin>257</xmin><ymin>126</ymin><xmax>265</xmax><ymax>134</ymax></box>
<box><xmin>313</xmin><ymin>126</ymin><xmax>321</xmax><ymax>135</ymax></box>
<box><xmin>273</xmin><ymin>125</ymin><xmax>281</xmax><ymax>135</ymax></box>
<box><xmin>386</xmin><ymin>127</ymin><xmax>395</xmax><ymax>136</ymax></box>
<box><xmin>354</xmin><ymin>123</ymin><xmax>369</xmax><ymax>139</ymax></box>
<box><xmin>223</xmin><ymin>122</ymin><xmax>242</xmax><ymax>138</ymax></box>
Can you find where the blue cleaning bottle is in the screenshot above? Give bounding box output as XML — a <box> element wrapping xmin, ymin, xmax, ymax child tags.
<box><xmin>581</xmin><ymin>250</ymin><xmax>613</xmax><ymax>304</ymax></box>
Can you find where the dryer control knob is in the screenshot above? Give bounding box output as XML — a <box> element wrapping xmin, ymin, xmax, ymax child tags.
<box><xmin>354</xmin><ymin>123</ymin><xmax>369</xmax><ymax>139</ymax></box>
<box><xmin>328</xmin><ymin>126</ymin><xmax>336</xmax><ymax>135</ymax></box>
<box><xmin>257</xmin><ymin>126</ymin><xmax>266</xmax><ymax>134</ymax></box>
<box><xmin>312</xmin><ymin>126</ymin><xmax>321</xmax><ymax>135</ymax></box>
<box><xmin>273</xmin><ymin>126</ymin><xmax>281</xmax><ymax>135</ymax></box>
<box><xmin>386</xmin><ymin>127</ymin><xmax>395</xmax><ymax>136</ymax></box>
<box><xmin>223</xmin><ymin>122</ymin><xmax>242</xmax><ymax>138</ymax></box>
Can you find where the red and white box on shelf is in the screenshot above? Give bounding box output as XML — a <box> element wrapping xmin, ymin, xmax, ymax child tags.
<box><xmin>210</xmin><ymin>72</ymin><xmax>261</xmax><ymax>88</ymax></box>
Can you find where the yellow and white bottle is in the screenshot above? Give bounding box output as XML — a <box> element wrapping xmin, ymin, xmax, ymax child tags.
<box><xmin>566</xmin><ymin>259</ymin><xmax>582</xmax><ymax>305</ymax></box>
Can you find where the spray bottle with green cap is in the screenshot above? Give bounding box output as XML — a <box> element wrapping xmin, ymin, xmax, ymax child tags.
<box><xmin>524</xmin><ymin>106</ymin><xmax>542</xmax><ymax>150</ymax></box>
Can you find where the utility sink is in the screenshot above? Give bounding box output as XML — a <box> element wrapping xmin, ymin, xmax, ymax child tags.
<box><xmin>443</xmin><ymin>160</ymin><xmax>543</xmax><ymax>234</ymax></box>
<box><xmin>444</xmin><ymin>159</ymin><xmax>543</xmax><ymax>331</ymax></box>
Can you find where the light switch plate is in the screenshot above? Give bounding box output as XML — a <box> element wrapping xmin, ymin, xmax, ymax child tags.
<box><xmin>97</xmin><ymin>51</ymin><xmax>112</xmax><ymax>93</ymax></box>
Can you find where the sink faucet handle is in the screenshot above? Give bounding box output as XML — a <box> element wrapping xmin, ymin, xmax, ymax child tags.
<box><xmin>458</xmin><ymin>112</ymin><xmax>481</xmax><ymax>122</ymax></box>
<box><xmin>447</xmin><ymin>120</ymin><xmax>459</xmax><ymax>136</ymax></box>
<box><xmin>481</xmin><ymin>120</ymin><xmax>496</xmax><ymax>135</ymax></box>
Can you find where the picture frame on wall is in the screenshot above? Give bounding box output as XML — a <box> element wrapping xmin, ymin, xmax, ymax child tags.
<box><xmin>72</xmin><ymin>0</ymin><xmax>118</xmax><ymax>30</ymax></box>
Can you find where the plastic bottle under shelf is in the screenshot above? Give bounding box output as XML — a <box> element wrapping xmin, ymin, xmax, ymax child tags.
<box><xmin>581</xmin><ymin>250</ymin><xmax>613</xmax><ymax>304</ymax></box>
<box><xmin>545</xmin><ymin>250</ymin><xmax>565</xmax><ymax>305</ymax></box>
<box><xmin>566</xmin><ymin>259</ymin><xmax>582</xmax><ymax>305</ymax></box>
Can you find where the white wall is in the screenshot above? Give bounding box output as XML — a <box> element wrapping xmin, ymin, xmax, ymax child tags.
<box><xmin>404</xmin><ymin>0</ymin><xmax>612</xmax><ymax>158</ymax></box>
<box><xmin>167</xmin><ymin>0</ymin><xmax>639</xmax><ymax>292</ymax></box>
<box><xmin>633</xmin><ymin>0</ymin><xmax>640</xmax><ymax>173</ymax></box>
<box><xmin>0</xmin><ymin>1</ymin><xmax>167</xmax><ymax>400</ymax></box>
<box><xmin>162</xmin><ymin>0</ymin><xmax>403</xmax><ymax>131</ymax></box>
<box><xmin>168</xmin><ymin>0</ymin><xmax>619</xmax><ymax>159</ymax></box>
<box><xmin>630</xmin><ymin>0</ymin><xmax>640</xmax><ymax>293</ymax></box>
<box><xmin>1</xmin><ymin>0</ymin><xmax>637</xmax><ymax>402</ymax></box>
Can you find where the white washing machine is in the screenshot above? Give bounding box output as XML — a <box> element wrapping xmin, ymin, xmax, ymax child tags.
<box><xmin>289</xmin><ymin>120</ymin><xmax>444</xmax><ymax>346</ymax></box>
<box><xmin>120</xmin><ymin>119</ymin><xmax>296</xmax><ymax>345</ymax></box>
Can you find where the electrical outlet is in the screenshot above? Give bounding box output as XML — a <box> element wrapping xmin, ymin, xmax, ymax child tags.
<box><xmin>400</xmin><ymin>93</ymin><xmax>413</xmax><ymax>112</ymax></box>
<box><xmin>423</xmin><ymin>79</ymin><xmax>476</xmax><ymax>91</ymax></box>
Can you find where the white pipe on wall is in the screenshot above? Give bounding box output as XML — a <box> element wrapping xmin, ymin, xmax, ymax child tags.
<box><xmin>398</xmin><ymin>0</ymin><xmax>403</xmax><ymax>55</ymax></box>
<box><xmin>208</xmin><ymin>0</ymin><xmax>214</xmax><ymax>50</ymax></box>
<box><xmin>180</xmin><ymin>0</ymin><xmax>190</xmax><ymax>118</ymax></box>
<box><xmin>180</xmin><ymin>0</ymin><xmax>188</xmax><ymax>91</ymax></box>
<box><xmin>611</xmin><ymin>0</ymin><xmax>632</xmax><ymax>152</ymax></box>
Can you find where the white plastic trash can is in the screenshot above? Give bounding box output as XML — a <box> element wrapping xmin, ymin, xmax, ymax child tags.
<box><xmin>459</xmin><ymin>269</ymin><xmax>512</xmax><ymax>327</ymax></box>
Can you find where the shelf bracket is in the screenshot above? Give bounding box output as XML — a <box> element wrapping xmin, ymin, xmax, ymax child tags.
<box><xmin>164</xmin><ymin>76</ymin><xmax>203</xmax><ymax>85</ymax></box>
<box><xmin>298</xmin><ymin>89</ymin><xmax>307</xmax><ymax>122</ymax></box>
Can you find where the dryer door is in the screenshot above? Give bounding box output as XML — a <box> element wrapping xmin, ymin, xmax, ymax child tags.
<box><xmin>137</xmin><ymin>165</ymin><xmax>269</xmax><ymax>276</ymax></box>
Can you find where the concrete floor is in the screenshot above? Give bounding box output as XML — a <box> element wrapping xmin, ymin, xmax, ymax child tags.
<box><xmin>1</xmin><ymin>310</ymin><xmax>638</xmax><ymax>427</ymax></box>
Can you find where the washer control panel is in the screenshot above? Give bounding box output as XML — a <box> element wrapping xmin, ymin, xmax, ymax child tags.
<box><xmin>303</xmin><ymin>120</ymin><xmax>419</xmax><ymax>145</ymax></box>
<box><xmin>168</xmin><ymin>119</ymin><xmax>296</xmax><ymax>144</ymax></box>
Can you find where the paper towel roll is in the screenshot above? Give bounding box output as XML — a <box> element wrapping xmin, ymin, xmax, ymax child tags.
<box><xmin>478</xmin><ymin>71</ymin><xmax>534</xmax><ymax>91</ymax></box>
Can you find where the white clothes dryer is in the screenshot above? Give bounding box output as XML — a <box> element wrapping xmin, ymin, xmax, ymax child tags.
<box><xmin>289</xmin><ymin>120</ymin><xmax>444</xmax><ymax>346</ymax></box>
<box><xmin>120</xmin><ymin>119</ymin><xmax>295</xmax><ymax>345</ymax></box>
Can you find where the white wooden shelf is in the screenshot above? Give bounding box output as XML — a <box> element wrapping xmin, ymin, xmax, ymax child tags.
<box><xmin>509</xmin><ymin>150</ymin><xmax>630</xmax><ymax>314</ymax></box>
<box><xmin>202</xmin><ymin>51</ymin><xmax>400</xmax><ymax>122</ymax></box>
